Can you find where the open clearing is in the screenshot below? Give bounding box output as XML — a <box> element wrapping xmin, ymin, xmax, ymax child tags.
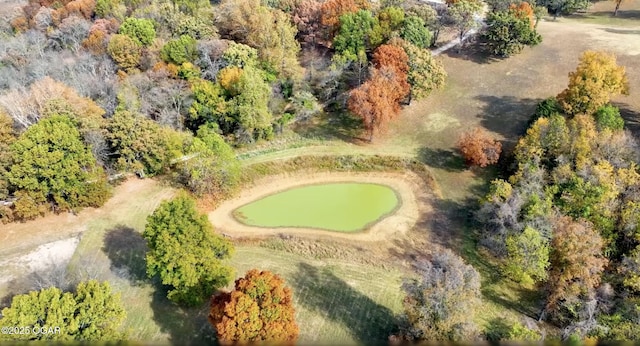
<box><xmin>0</xmin><ymin>8</ymin><xmax>639</xmax><ymax>344</ymax></box>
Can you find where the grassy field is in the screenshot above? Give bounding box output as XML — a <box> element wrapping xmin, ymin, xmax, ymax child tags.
<box><xmin>66</xmin><ymin>218</ymin><xmax>405</xmax><ymax>344</ymax></box>
<box><xmin>230</xmin><ymin>247</ymin><xmax>405</xmax><ymax>344</ymax></box>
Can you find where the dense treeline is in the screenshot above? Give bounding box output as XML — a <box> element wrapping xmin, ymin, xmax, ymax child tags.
<box><xmin>478</xmin><ymin>51</ymin><xmax>639</xmax><ymax>339</ymax></box>
<box><xmin>0</xmin><ymin>0</ymin><xmax>453</xmax><ymax>223</ymax></box>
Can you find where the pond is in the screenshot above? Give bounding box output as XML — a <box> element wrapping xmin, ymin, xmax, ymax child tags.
<box><xmin>233</xmin><ymin>182</ymin><xmax>400</xmax><ymax>232</ymax></box>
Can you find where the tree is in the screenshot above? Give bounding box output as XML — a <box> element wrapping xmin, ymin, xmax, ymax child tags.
<box><xmin>320</xmin><ymin>0</ymin><xmax>370</xmax><ymax>39</ymax></box>
<box><xmin>483</xmin><ymin>8</ymin><xmax>542</xmax><ymax>57</ymax></box>
<box><xmin>176</xmin><ymin>124</ymin><xmax>241</xmax><ymax>197</ymax></box>
<box><xmin>187</xmin><ymin>79</ymin><xmax>227</xmax><ymax>132</ymax></box>
<box><xmin>215</xmin><ymin>0</ymin><xmax>302</xmax><ymax>79</ymax></box>
<box><xmin>369</xmin><ymin>6</ymin><xmax>405</xmax><ymax>47</ymax></box>
<box><xmin>457</xmin><ymin>127</ymin><xmax>502</xmax><ymax>167</ymax></box>
<box><xmin>399</xmin><ymin>250</ymin><xmax>481</xmax><ymax>341</ymax></box>
<box><xmin>594</xmin><ymin>104</ymin><xmax>624</xmax><ymax>131</ymax></box>
<box><xmin>161</xmin><ymin>35</ymin><xmax>197</xmax><ymax>65</ymax></box>
<box><xmin>7</xmin><ymin>115</ymin><xmax>109</xmax><ymax>218</ymax></box>
<box><xmin>446</xmin><ymin>0</ymin><xmax>483</xmax><ymax>51</ymax></box>
<box><xmin>407</xmin><ymin>4</ymin><xmax>445</xmax><ymax>47</ymax></box>
<box><xmin>0</xmin><ymin>77</ymin><xmax>105</xmax><ymax>132</ymax></box>
<box><xmin>348</xmin><ymin>67</ymin><xmax>408</xmax><ymax>141</ymax></box>
<box><xmin>106</xmin><ymin>110</ymin><xmax>185</xmax><ymax>176</ymax></box>
<box><xmin>400</xmin><ymin>15</ymin><xmax>432</xmax><ymax>49</ymax></box>
<box><xmin>538</xmin><ymin>0</ymin><xmax>589</xmax><ymax>19</ymax></box>
<box><xmin>612</xmin><ymin>0</ymin><xmax>624</xmax><ymax>16</ymax></box>
<box><xmin>397</xmin><ymin>40</ymin><xmax>446</xmax><ymax>101</ymax></box>
<box><xmin>250</xmin><ymin>9</ymin><xmax>302</xmax><ymax>80</ymax></box>
<box><xmin>211</xmin><ymin>66</ymin><xmax>274</xmax><ymax>143</ymax></box>
<box><xmin>545</xmin><ymin>216</ymin><xmax>608</xmax><ymax>325</ymax></box>
<box><xmin>0</xmin><ymin>112</ymin><xmax>15</xmax><ymax>209</ymax></box>
<box><xmin>332</xmin><ymin>10</ymin><xmax>376</xmax><ymax>64</ymax></box>
<box><xmin>119</xmin><ymin>17</ymin><xmax>156</xmax><ymax>46</ymax></box>
<box><xmin>504</xmin><ymin>226</ymin><xmax>550</xmax><ymax>285</ymax></box>
<box><xmin>619</xmin><ymin>246</ymin><xmax>640</xmax><ymax>292</ymax></box>
<box><xmin>372</xmin><ymin>44</ymin><xmax>410</xmax><ymax>98</ymax></box>
<box><xmin>143</xmin><ymin>194</ymin><xmax>234</xmax><ymax>306</ymax></box>
<box><xmin>0</xmin><ymin>280</ymin><xmax>126</xmax><ymax>341</ymax></box>
<box><xmin>107</xmin><ymin>34</ymin><xmax>142</xmax><ymax>70</ymax></box>
<box><xmin>557</xmin><ymin>51</ymin><xmax>629</xmax><ymax>116</ymax></box>
<box><xmin>209</xmin><ymin>269</ymin><xmax>299</xmax><ymax>343</ymax></box>
<box><xmin>293</xmin><ymin>0</ymin><xmax>323</xmax><ymax>45</ymax></box>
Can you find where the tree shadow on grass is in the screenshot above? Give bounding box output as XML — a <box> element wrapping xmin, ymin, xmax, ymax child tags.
<box><xmin>291</xmin><ymin>262</ymin><xmax>398</xmax><ymax>345</ymax></box>
<box><xmin>441</xmin><ymin>40</ymin><xmax>500</xmax><ymax>65</ymax></box>
<box><xmin>417</xmin><ymin>147</ymin><xmax>466</xmax><ymax>172</ymax></box>
<box><xmin>102</xmin><ymin>225</ymin><xmax>149</xmax><ymax>286</ymax></box>
<box><xmin>294</xmin><ymin>110</ymin><xmax>368</xmax><ymax>143</ymax></box>
<box><xmin>475</xmin><ymin>95</ymin><xmax>542</xmax><ymax>148</ymax></box>
<box><xmin>149</xmin><ymin>287</ymin><xmax>216</xmax><ymax>346</ymax></box>
<box><xmin>617</xmin><ymin>103</ymin><xmax>640</xmax><ymax>137</ymax></box>
<box><xmin>101</xmin><ymin>225</ymin><xmax>217</xmax><ymax>344</ymax></box>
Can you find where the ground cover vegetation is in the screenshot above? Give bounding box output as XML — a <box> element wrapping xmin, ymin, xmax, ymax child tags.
<box><xmin>0</xmin><ymin>0</ymin><xmax>638</xmax><ymax>343</ymax></box>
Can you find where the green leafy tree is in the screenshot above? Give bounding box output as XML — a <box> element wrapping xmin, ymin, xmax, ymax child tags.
<box><xmin>177</xmin><ymin>124</ymin><xmax>241</xmax><ymax>197</ymax></box>
<box><xmin>594</xmin><ymin>104</ymin><xmax>624</xmax><ymax>131</ymax></box>
<box><xmin>0</xmin><ymin>280</ymin><xmax>126</xmax><ymax>341</ymax></box>
<box><xmin>504</xmin><ymin>226</ymin><xmax>550</xmax><ymax>285</ymax></box>
<box><xmin>538</xmin><ymin>0</ymin><xmax>589</xmax><ymax>19</ymax></box>
<box><xmin>332</xmin><ymin>10</ymin><xmax>376</xmax><ymax>64</ymax></box>
<box><xmin>446</xmin><ymin>0</ymin><xmax>483</xmax><ymax>51</ymax></box>
<box><xmin>209</xmin><ymin>269</ymin><xmax>299</xmax><ymax>343</ymax></box>
<box><xmin>483</xmin><ymin>9</ymin><xmax>542</xmax><ymax>57</ymax></box>
<box><xmin>161</xmin><ymin>34</ymin><xmax>197</xmax><ymax>65</ymax></box>
<box><xmin>187</xmin><ymin>79</ymin><xmax>227</xmax><ymax>132</ymax></box>
<box><xmin>249</xmin><ymin>9</ymin><xmax>303</xmax><ymax>80</ymax></box>
<box><xmin>106</xmin><ymin>110</ymin><xmax>184</xmax><ymax>176</ymax></box>
<box><xmin>7</xmin><ymin>115</ymin><xmax>109</xmax><ymax>218</ymax></box>
<box><xmin>222</xmin><ymin>42</ymin><xmax>260</xmax><ymax>68</ymax></box>
<box><xmin>220</xmin><ymin>66</ymin><xmax>274</xmax><ymax>142</ymax></box>
<box><xmin>557</xmin><ymin>50</ymin><xmax>629</xmax><ymax>116</ymax></box>
<box><xmin>119</xmin><ymin>17</ymin><xmax>156</xmax><ymax>46</ymax></box>
<box><xmin>400</xmin><ymin>16</ymin><xmax>432</xmax><ymax>49</ymax></box>
<box><xmin>143</xmin><ymin>194</ymin><xmax>234</xmax><ymax>306</ymax></box>
<box><xmin>369</xmin><ymin>6</ymin><xmax>405</xmax><ymax>47</ymax></box>
<box><xmin>398</xmin><ymin>40</ymin><xmax>447</xmax><ymax>101</ymax></box>
<box><xmin>107</xmin><ymin>34</ymin><xmax>142</xmax><ymax>70</ymax></box>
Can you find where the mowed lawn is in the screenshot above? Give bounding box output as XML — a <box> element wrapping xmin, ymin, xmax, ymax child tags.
<box><xmin>230</xmin><ymin>247</ymin><xmax>404</xmax><ymax>344</ymax></box>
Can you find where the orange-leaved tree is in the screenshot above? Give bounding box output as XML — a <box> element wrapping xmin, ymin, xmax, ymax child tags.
<box><xmin>348</xmin><ymin>66</ymin><xmax>409</xmax><ymax>141</ymax></box>
<box><xmin>456</xmin><ymin>127</ymin><xmax>502</xmax><ymax>167</ymax></box>
<box><xmin>209</xmin><ymin>269</ymin><xmax>299</xmax><ymax>344</ymax></box>
<box><xmin>372</xmin><ymin>44</ymin><xmax>410</xmax><ymax>97</ymax></box>
<box><xmin>509</xmin><ymin>2</ymin><xmax>535</xmax><ymax>28</ymax></box>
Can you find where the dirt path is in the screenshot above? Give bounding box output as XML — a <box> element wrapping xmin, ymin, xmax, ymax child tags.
<box><xmin>0</xmin><ymin>178</ymin><xmax>174</xmax><ymax>257</ymax></box>
<box><xmin>209</xmin><ymin>171</ymin><xmax>431</xmax><ymax>242</ymax></box>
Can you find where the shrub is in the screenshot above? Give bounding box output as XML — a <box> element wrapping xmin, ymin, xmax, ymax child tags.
<box><xmin>119</xmin><ymin>17</ymin><xmax>156</xmax><ymax>46</ymax></box>
<box><xmin>594</xmin><ymin>104</ymin><xmax>624</xmax><ymax>131</ymax></box>
<box><xmin>107</xmin><ymin>34</ymin><xmax>142</xmax><ymax>70</ymax></box>
<box><xmin>457</xmin><ymin>127</ymin><xmax>502</xmax><ymax>167</ymax></box>
<box><xmin>161</xmin><ymin>34</ymin><xmax>197</xmax><ymax>65</ymax></box>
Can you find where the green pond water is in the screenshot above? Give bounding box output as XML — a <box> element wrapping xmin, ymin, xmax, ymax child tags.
<box><xmin>233</xmin><ymin>183</ymin><xmax>400</xmax><ymax>232</ymax></box>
